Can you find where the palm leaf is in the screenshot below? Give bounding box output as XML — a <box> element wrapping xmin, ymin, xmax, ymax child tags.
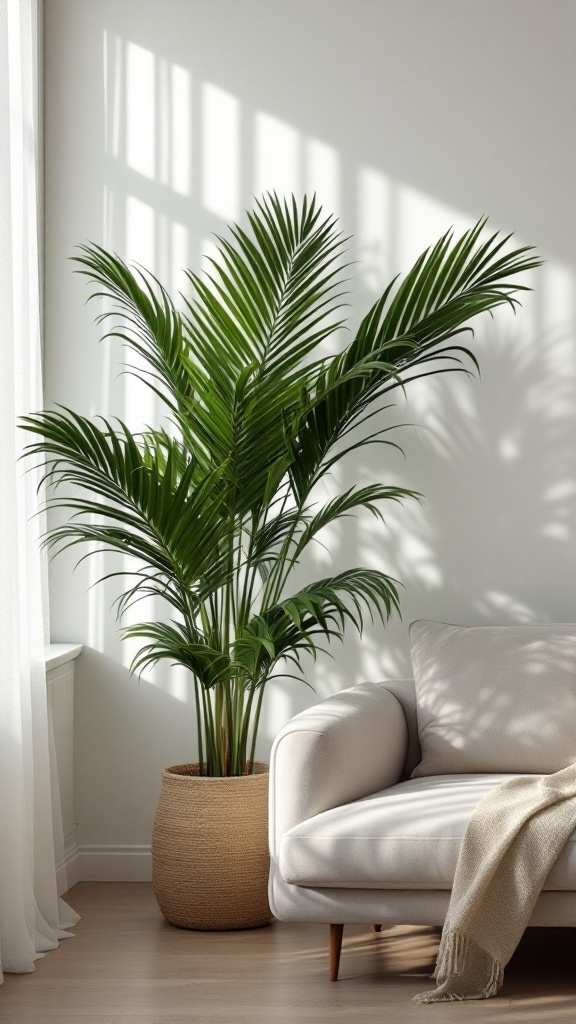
<box><xmin>20</xmin><ymin>409</ymin><xmax>230</xmax><ymax>599</ymax></box>
<box><xmin>291</xmin><ymin>484</ymin><xmax>421</xmax><ymax>560</ymax></box>
<box><xmin>288</xmin><ymin>220</ymin><xmax>540</xmax><ymax>502</ymax></box>
<box><xmin>240</xmin><ymin>567</ymin><xmax>402</xmax><ymax>676</ymax></box>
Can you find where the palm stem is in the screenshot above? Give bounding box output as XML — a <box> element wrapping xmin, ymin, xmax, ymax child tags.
<box><xmin>192</xmin><ymin>677</ymin><xmax>205</xmax><ymax>774</ymax></box>
<box><xmin>247</xmin><ymin>682</ymin><xmax>267</xmax><ymax>773</ymax></box>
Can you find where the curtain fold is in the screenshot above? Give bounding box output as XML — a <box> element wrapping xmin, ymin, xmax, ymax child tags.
<box><xmin>0</xmin><ymin>0</ymin><xmax>79</xmax><ymax>982</ymax></box>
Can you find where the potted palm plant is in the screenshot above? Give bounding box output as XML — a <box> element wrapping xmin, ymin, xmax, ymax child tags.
<box><xmin>22</xmin><ymin>195</ymin><xmax>537</xmax><ymax>930</ymax></box>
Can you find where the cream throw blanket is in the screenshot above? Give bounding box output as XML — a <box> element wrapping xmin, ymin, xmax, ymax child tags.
<box><xmin>415</xmin><ymin>764</ymin><xmax>576</xmax><ymax>1002</ymax></box>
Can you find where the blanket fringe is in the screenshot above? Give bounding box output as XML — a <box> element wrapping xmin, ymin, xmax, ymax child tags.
<box><xmin>413</xmin><ymin>930</ymin><xmax>504</xmax><ymax>1003</ymax></box>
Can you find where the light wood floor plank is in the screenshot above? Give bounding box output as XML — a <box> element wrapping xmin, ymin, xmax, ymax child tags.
<box><xmin>1</xmin><ymin>883</ymin><xmax>576</xmax><ymax>1022</ymax></box>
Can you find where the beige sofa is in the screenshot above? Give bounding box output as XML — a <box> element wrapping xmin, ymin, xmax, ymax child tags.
<box><xmin>268</xmin><ymin>677</ymin><xmax>576</xmax><ymax>981</ymax></box>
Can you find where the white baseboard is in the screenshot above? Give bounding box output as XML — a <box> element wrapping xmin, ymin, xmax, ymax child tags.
<box><xmin>56</xmin><ymin>834</ymin><xmax>80</xmax><ymax>895</ymax></box>
<box><xmin>78</xmin><ymin>844</ymin><xmax>152</xmax><ymax>881</ymax></box>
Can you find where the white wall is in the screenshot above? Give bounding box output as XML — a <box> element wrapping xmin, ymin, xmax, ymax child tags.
<box><xmin>44</xmin><ymin>0</ymin><xmax>576</xmax><ymax>877</ymax></box>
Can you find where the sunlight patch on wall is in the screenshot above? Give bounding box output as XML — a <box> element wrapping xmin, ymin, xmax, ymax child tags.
<box><xmin>166</xmin><ymin>664</ymin><xmax>189</xmax><ymax>704</ymax></box>
<box><xmin>202</xmin><ymin>82</ymin><xmax>240</xmax><ymax>221</ymax></box>
<box><xmin>305</xmin><ymin>137</ymin><xmax>340</xmax><ymax>217</ymax></box>
<box><xmin>124</xmin><ymin>196</ymin><xmax>156</xmax><ymax>430</ymax></box>
<box><xmin>396</xmin><ymin>182</ymin><xmax>469</xmax><ymax>268</ymax></box>
<box><xmin>404</xmin><ymin>370</ymin><xmax>484</xmax><ymax>462</ymax></box>
<box><xmin>103</xmin><ymin>30</ymin><xmax>122</xmax><ymax>159</ymax></box>
<box><xmin>86</xmin><ymin>546</ymin><xmax>107</xmax><ymax>653</ymax></box>
<box><xmin>171</xmin><ymin>221</ymin><xmax>189</xmax><ymax>297</ymax></box>
<box><xmin>92</xmin><ymin>185</ymin><xmax>116</xmax><ymax>419</ymax></box>
<box><xmin>199</xmin><ymin>234</ymin><xmax>220</xmax><ymax>278</ymax></box>
<box><xmin>120</xmin><ymin>626</ymin><xmax>190</xmax><ymax>702</ymax></box>
<box><xmin>541</xmin><ymin>260</ymin><xmax>575</xmax><ymax>332</ymax></box>
<box><xmin>126</xmin><ymin>42</ymin><xmax>156</xmax><ymax>179</ymax></box>
<box><xmin>474</xmin><ymin>590</ymin><xmax>540</xmax><ymax>624</ymax></box>
<box><xmin>307</xmin><ymin>468</ymin><xmax>344</xmax><ymax>572</ymax></box>
<box><xmin>155</xmin><ymin>213</ymin><xmax>170</xmax><ymax>285</ymax></box>
<box><xmin>354</xmin><ymin>175</ymin><xmax>489</xmax><ymax>460</ymax></box>
<box><xmin>260</xmin><ymin>678</ymin><xmax>307</xmax><ymax>746</ymax></box>
<box><xmin>401</xmin><ymin>534</ymin><xmax>444</xmax><ymax>589</ymax></box>
<box><xmin>357</xmin><ymin>165</ymin><xmax>393</xmax><ymax>293</ymax></box>
<box><xmin>255</xmin><ymin>112</ymin><xmax>300</xmax><ymax>198</ymax></box>
<box><xmin>359</xmin><ymin>480</ymin><xmax>443</xmax><ymax>600</ymax></box>
<box><xmin>303</xmin><ymin>137</ymin><xmax>345</xmax><ymax>357</ymax></box>
<box><xmin>536</xmin><ymin>261</ymin><xmax>576</xmax><ymax>418</ymax></box>
<box><xmin>361</xmin><ymin>634</ymin><xmax>408</xmax><ymax>682</ymax></box>
<box><xmin>542</xmin><ymin>522</ymin><xmax>571</xmax><ymax>541</ymax></box>
<box><xmin>120</xmin><ymin>594</ymin><xmax>154</xmax><ymax>678</ymax></box>
<box><xmin>154</xmin><ymin>58</ymin><xmax>191</xmax><ymax>196</ymax></box>
<box><xmin>170</xmin><ymin>64</ymin><xmax>191</xmax><ymax>197</ymax></box>
<box><xmin>498</xmin><ymin>433</ymin><xmax>521</xmax><ymax>461</ymax></box>
<box><xmin>102</xmin><ymin>183</ymin><xmax>116</xmax><ymax>252</ymax></box>
<box><xmin>545</xmin><ymin>480</ymin><xmax>576</xmax><ymax>504</ymax></box>
<box><xmin>125</xmin><ymin>194</ymin><xmax>155</xmax><ymax>268</ymax></box>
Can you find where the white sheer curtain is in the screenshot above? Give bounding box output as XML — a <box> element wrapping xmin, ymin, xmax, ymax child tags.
<box><xmin>0</xmin><ymin>0</ymin><xmax>79</xmax><ymax>982</ymax></box>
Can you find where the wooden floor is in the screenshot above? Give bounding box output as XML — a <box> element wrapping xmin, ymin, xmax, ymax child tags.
<box><xmin>2</xmin><ymin>884</ymin><xmax>576</xmax><ymax>1022</ymax></box>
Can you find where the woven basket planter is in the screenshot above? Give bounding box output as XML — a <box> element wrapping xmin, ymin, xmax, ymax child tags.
<box><xmin>152</xmin><ymin>762</ymin><xmax>272</xmax><ymax>930</ymax></box>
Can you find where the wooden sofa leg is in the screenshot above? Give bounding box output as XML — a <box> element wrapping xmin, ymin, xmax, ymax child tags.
<box><xmin>372</xmin><ymin>924</ymin><xmax>382</xmax><ymax>933</ymax></box>
<box><xmin>329</xmin><ymin>924</ymin><xmax>344</xmax><ymax>981</ymax></box>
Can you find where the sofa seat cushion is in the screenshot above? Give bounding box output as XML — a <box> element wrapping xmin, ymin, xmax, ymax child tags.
<box><xmin>279</xmin><ymin>773</ymin><xmax>576</xmax><ymax>890</ymax></box>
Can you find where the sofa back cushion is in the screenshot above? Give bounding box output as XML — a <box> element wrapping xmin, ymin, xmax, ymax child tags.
<box><xmin>410</xmin><ymin>620</ymin><xmax>576</xmax><ymax>778</ymax></box>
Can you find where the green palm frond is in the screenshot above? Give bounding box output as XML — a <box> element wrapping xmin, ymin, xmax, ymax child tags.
<box><xmin>74</xmin><ymin>244</ymin><xmax>194</xmax><ymax>421</ymax></box>
<box><xmin>288</xmin><ymin>220</ymin><xmax>540</xmax><ymax>502</ymax></box>
<box><xmin>291</xmin><ymin>484</ymin><xmax>421</xmax><ymax>561</ymax></box>
<box><xmin>22</xmin><ymin>195</ymin><xmax>540</xmax><ymax>775</ymax></box>
<box><xmin>185</xmin><ymin>193</ymin><xmax>348</xmax><ymax>380</ymax></box>
<box><xmin>20</xmin><ymin>409</ymin><xmax>230</xmax><ymax>607</ymax></box>
<box><xmin>123</xmin><ymin>620</ymin><xmax>231</xmax><ymax>687</ymax></box>
<box><xmin>246</xmin><ymin>568</ymin><xmax>401</xmax><ymax>658</ymax></box>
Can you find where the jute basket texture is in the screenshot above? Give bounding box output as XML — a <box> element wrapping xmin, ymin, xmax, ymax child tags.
<box><xmin>152</xmin><ymin>762</ymin><xmax>272</xmax><ymax>930</ymax></box>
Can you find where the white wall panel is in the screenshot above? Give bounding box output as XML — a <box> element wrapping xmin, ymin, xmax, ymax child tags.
<box><xmin>44</xmin><ymin>0</ymin><xmax>576</xmax><ymax>873</ymax></box>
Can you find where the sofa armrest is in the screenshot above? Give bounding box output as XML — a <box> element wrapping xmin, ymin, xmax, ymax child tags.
<box><xmin>269</xmin><ymin>681</ymin><xmax>409</xmax><ymax>858</ymax></box>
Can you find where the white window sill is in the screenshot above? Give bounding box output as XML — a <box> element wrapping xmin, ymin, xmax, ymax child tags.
<box><xmin>45</xmin><ymin>643</ymin><xmax>83</xmax><ymax>672</ymax></box>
